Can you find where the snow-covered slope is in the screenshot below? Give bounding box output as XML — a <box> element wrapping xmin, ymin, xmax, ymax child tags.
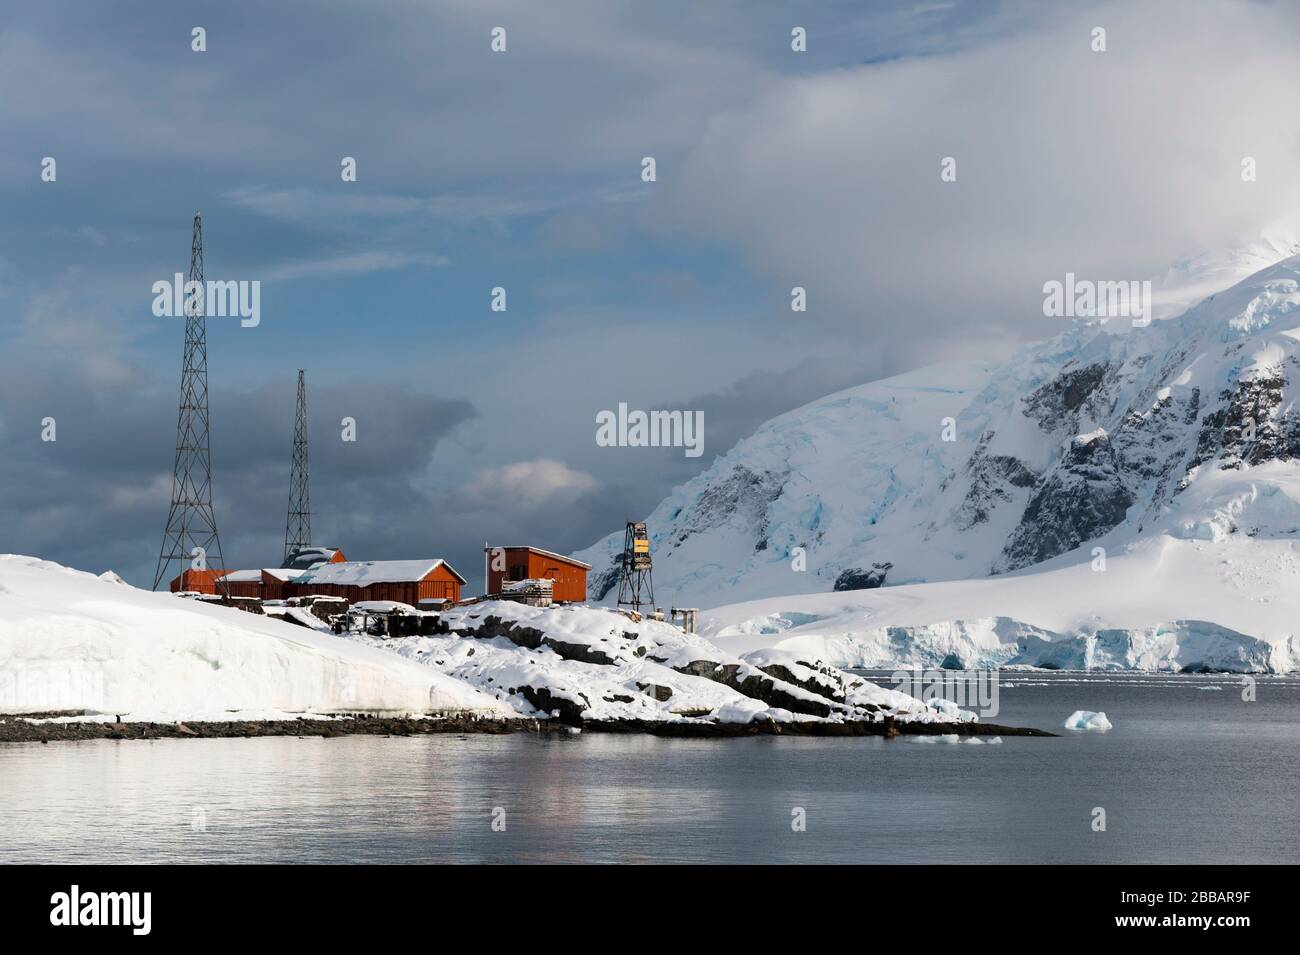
<box><xmin>578</xmin><ymin>358</ymin><xmax>1002</xmax><ymax>605</ymax></box>
<box><xmin>577</xmin><ymin>252</ymin><xmax>1300</xmax><ymax>630</ymax></box>
<box><xmin>340</xmin><ymin>599</ymin><xmax>957</xmax><ymax>725</ymax></box>
<box><xmin>1154</xmin><ymin>226</ymin><xmax>1300</xmax><ymax>320</ymax></box>
<box><xmin>0</xmin><ymin>555</ymin><xmax>956</xmax><ymax>726</ymax></box>
<box><xmin>0</xmin><ymin>556</ymin><xmax>508</xmax><ymax>720</ymax></box>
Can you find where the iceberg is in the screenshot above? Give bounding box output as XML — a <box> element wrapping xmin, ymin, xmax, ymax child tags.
<box><xmin>1062</xmin><ymin>710</ymin><xmax>1113</xmax><ymax>731</ymax></box>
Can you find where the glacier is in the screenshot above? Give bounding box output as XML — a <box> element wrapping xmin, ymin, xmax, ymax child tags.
<box><xmin>577</xmin><ymin>246</ymin><xmax>1300</xmax><ymax>672</ymax></box>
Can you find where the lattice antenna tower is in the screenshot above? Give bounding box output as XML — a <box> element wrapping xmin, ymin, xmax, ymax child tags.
<box><xmin>283</xmin><ymin>369</ymin><xmax>312</xmax><ymax>563</ymax></box>
<box><xmin>153</xmin><ymin>213</ymin><xmax>230</xmax><ymax>595</ymax></box>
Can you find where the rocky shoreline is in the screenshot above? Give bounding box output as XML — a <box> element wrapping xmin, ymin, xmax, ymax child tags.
<box><xmin>0</xmin><ymin>712</ymin><xmax>1055</xmax><ymax>744</ymax></box>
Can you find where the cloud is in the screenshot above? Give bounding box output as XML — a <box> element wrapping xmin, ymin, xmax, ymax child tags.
<box><xmin>0</xmin><ymin>360</ymin><xmax>480</xmax><ymax>586</ymax></box>
<box><xmin>262</xmin><ymin>250</ymin><xmax>449</xmax><ymax>282</ymax></box>
<box><xmin>461</xmin><ymin>459</ymin><xmax>599</xmax><ymax>511</ymax></box>
<box><xmin>227</xmin><ymin>186</ymin><xmax>564</xmax><ymax>225</ymax></box>
<box><xmin>49</xmin><ymin>225</ymin><xmax>109</xmax><ymax>247</ymax></box>
<box><xmin>654</xmin><ymin>0</ymin><xmax>1300</xmax><ymax>368</ymax></box>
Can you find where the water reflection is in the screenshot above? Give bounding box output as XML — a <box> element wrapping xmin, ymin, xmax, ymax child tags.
<box><xmin>2</xmin><ymin>674</ymin><xmax>1298</xmax><ymax>863</ymax></box>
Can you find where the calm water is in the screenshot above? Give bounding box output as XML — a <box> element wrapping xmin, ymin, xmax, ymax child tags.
<box><xmin>1</xmin><ymin>672</ymin><xmax>1297</xmax><ymax>863</ymax></box>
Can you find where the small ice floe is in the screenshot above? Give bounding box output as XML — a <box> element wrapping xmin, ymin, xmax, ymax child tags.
<box><xmin>962</xmin><ymin>736</ymin><xmax>1003</xmax><ymax>745</ymax></box>
<box><xmin>912</xmin><ymin>734</ymin><xmax>961</xmax><ymax>744</ymax></box>
<box><xmin>1062</xmin><ymin>710</ymin><xmax>1113</xmax><ymax>731</ymax></box>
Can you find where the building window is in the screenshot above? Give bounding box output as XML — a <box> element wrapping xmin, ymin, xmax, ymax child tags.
<box><xmin>509</xmin><ymin>564</ymin><xmax>526</xmax><ymax>581</ymax></box>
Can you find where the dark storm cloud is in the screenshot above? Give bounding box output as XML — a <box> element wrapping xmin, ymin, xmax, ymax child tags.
<box><xmin>0</xmin><ymin>360</ymin><xmax>476</xmax><ymax>586</ymax></box>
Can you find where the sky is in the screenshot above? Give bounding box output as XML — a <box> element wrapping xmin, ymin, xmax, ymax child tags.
<box><xmin>4</xmin><ymin>0</ymin><xmax>1300</xmax><ymax>590</ymax></box>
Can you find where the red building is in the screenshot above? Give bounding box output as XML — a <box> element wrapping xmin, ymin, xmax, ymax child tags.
<box><xmin>485</xmin><ymin>546</ymin><xmax>590</xmax><ymax>602</ymax></box>
<box><xmin>289</xmin><ymin>559</ymin><xmax>465</xmax><ymax>605</ymax></box>
<box><xmin>214</xmin><ymin>567</ymin><xmax>299</xmax><ymax>600</ymax></box>
<box><xmin>168</xmin><ymin>568</ymin><xmax>229</xmax><ymax>595</ymax></box>
<box><xmin>260</xmin><ymin>568</ymin><xmax>299</xmax><ymax>601</ymax></box>
<box><xmin>174</xmin><ymin>548</ymin><xmax>349</xmax><ymax>597</ymax></box>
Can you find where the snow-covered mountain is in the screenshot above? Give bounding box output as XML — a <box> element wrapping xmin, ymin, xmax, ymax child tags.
<box><xmin>1153</xmin><ymin>226</ymin><xmax>1300</xmax><ymax>321</ymax></box>
<box><xmin>576</xmin><ymin>248</ymin><xmax>1300</xmax><ymax>656</ymax></box>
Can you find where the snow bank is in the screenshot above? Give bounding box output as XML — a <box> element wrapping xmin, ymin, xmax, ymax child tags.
<box><xmin>0</xmin><ymin>556</ymin><xmax>509</xmax><ymax>720</ymax></box>
<box><xmin>712</xmin><ymin>698</ymin><xmax>785</xmax><ymax>725</ymax></box>
<box><xmin>350</xmin><ymin>600</ymin><xmax>418</xmax><ymax>613</ymax></box>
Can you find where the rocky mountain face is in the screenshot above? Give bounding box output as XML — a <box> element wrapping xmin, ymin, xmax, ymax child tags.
<box><xmin>575</xmin><ymin>255</ymin><xmax>1300</xmax><ymax>609</ymax></box>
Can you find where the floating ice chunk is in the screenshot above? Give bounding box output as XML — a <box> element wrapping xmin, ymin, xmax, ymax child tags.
<box><xmin>1063</xmin><ymin>710</ymin><xmax>1113</xmax><ymax>731</ymax></box>
<box><xmin>912</xmin><ymin>733</ymin><xmax>961</xmax><ymax>744</ymax></box>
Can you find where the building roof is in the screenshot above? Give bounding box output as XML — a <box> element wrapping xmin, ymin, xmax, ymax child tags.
<box><xmin>218</xmin><ymin>567</ymin><xmax>299</xmax><ymax>583</ymax></box>
<box><xmin>293</xmin><ymin>558</ymin><xmax>466</xmax><ymax>587</ymax></box>
<box><xmin>282</xmin><ymin>546</ymin><xmax>345</xmax><ymax>571</ymax></box>
<box><xmin>486</xmin><ymin>546</ymin><xmax>592</xmax><ymax>570</ymax></box>
<box><xmin>217</xmin><ymin>569</ymin><xmax>263</xmax><ymax>583</ymax></box>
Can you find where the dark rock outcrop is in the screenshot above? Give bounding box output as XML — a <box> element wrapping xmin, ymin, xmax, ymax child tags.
<box><xmin>636</xmin><ymin>682</ymin><xmax>674</xmax><ymax>702</ymax></box>
<box><xmin>672</xmin><ymin>660</ymin><xmax>835</xmax><ymax>718</ymax></box>
<box><xmin>456</xmin><ymin>615</ymin><xmax>621</xmax><ymax>666</ymax></box>
<box><xmin>833</xmin><ymin>562</ymin><xmax>892</xmax><ymax>592</ymax></box>
<box><xmin>998</xmin><ymin>431</ymin><xmax>1134</xmax><ymax>571</ymax></box>
<box><xmin>514</xmin><ymin>686</ymin><xmax>589</xmax><ymax>724</ymax></box>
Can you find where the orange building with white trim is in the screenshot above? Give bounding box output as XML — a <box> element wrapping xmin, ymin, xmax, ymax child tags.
<box><xmin>485</xmin><ymin>546</ymin><xmax>590</xmax><ymax>602</ymax></box>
